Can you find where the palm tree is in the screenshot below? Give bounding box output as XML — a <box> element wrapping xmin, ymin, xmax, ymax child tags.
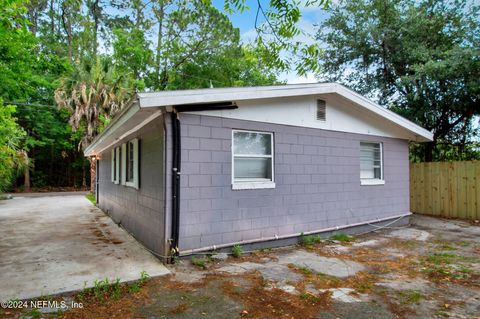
<box><xmin>55</xmin><ymin>57</ymin><xmax>133</xmax><ymax>191</ymax></box>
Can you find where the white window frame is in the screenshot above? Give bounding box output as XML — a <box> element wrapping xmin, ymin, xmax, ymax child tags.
<box><xmin>360</xmin><ymin>141</ymin><xmax>385</xmax><ymax>186</ymax></box>
<box><xmin>122</xmin><ymin>138</ymin><xmax>139</xmax><ymax>189</ymax></box>
<box><xmin>112</xmin><ymin>147</ymin><xmax>121</xmax><ymax>184</ymax></box>
<box><xmin>231</xmin><ymin>129</ymin><xmax>275</xmax><ymax>190</ymax></box>
<box><xmin>111</xmin><ymin>148</ymin><xmax>116</xmax><ymax>183</ymax></box>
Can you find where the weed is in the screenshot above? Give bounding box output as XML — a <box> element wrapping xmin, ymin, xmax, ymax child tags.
<box><xmin>140</xmin><ymin>271</ymin><xmax>150</xmax><ymax>284</ymax></box>
<box><xmin>457</xmin><ymin>241</ymin><xmax>470</xmax><ymax>247</ymax></box>
<box><xmin>232</xmin><ymin>244</ymin><xmax>243</xmax><ymax>258</ymax></box>
<box><xmin>299</xmin><ymin>233</ymin><xmax>322</xmax><ymax>246</ymax></box>
<box><xmin>85</xmin><ymin>192</ymin><xmax>96</xmax><ymax>205</ymax></box>
<box><xmin>426</xmin><ymin>253</ymin><xmax>456</xmax><ymax>265</ymax></box>
<box><xmin>191</xmin><ymin>256</ymin><xmax>210</xmax><ymax>269</ymax></box>
<box><xmin>330</xmin><ymin>233</ymin><xmax>355</xmax><ymax>243</ymax></box>
<box><xmin>111</xmin><ymin>278</ymin><xmax>122</xmax><ymax>300</ymax></box>
<box><xmin>398</xmin><ymin>290</ymin><xmax>424</xmax><ymax>304</ymax></box>
<box><xmin>355</xmin><ymin>280</ymin><xmax>374</xmax><ymax>293</ymax></box>
<box><xmin>437</xmin><ymin>243</ymin><xmax>456</xmax><ymax>251</ymax></box>
<box><xmin>299</xmin><ymin>266</ymin><xmax>313</xmax><ymax>275</ymax></box>
<box><xmin>459</xmin><ymin>266</ymin><xmax>472</xmax><ymax>274</ymax></box>
<box><xmin>129</xmin><ymin>282</ymin><xmax>141</xmax><ymax>293</ymax></box>
<box><xmin>26</xmin><ymin>308</ymin><xmax>41</xmax><ymax>318</ymax></box>
<box><xmin>299</xmin><ymin>292</ymin><xmax>320</xmax><ymax>303</ymax></box>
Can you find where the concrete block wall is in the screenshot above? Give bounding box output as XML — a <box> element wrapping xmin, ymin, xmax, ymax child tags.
<box><xmin>177</xmin><ymin>113</ymin><xmax>410</xmax><ymax>251</ymax></box>
<box><xmin>97</xmin><ymin>116</ymin><xmax>167</xmax><ymax>257</ymax></box>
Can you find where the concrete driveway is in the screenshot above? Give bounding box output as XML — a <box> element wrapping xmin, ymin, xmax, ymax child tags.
<box><xmin>0</xmin><ymin>194</ymin><xmax>169</xmax><ymax>301</ymax></box>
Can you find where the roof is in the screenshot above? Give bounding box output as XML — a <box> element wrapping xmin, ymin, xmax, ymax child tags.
<box><xmin>84</xmin><ymin>83</ymin><xmax>433</xmax><ymax>156</ymax></box>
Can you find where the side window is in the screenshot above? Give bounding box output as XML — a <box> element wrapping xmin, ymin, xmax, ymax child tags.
<box><xmin>360</xmin><ymin>142</ymin><xmax>384</xmax><ymax>185</ymax></box>
<box><xmin>111</xmin><ymin>147</ymin><xmax>121</xmax><ymax>184</ymax></box>
<box><xmin>232</xmin><ymin>130</ymin><xmax>275</xmax><ymax>190</ymax></box>
<box><xmin>123</xmin><ymin>138</ymin><xmax>139</xmax><ymax>189</ymax></box>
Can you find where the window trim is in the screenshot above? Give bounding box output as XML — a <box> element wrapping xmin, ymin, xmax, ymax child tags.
<box><xmin>360</xmin><ymin>141</ymin><xmax>384</xmax><ymax>186</ymax></box>
<box><xmin>111</xmin><ymin>148</ymin><xmax>116</xmax><ymax>183</ymax></box>
<box><xmin>112</xmin><ymin>147</ymin><xmax>121</xmax><ymax>185</ymax></box>
<box><xmin>231</xmin><ymin>129</ymin><xmax>275</xmax><ymax>190</ymax></box>
<box><xmin>123</xmin><ymin>138</ymin><xmax>139</xmax><ymax>189</ymax></box>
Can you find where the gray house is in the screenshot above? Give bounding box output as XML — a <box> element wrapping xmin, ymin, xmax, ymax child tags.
<box><xmin>84</xmin><ymin>83</ymin><xmax>433</xmax><ymax>261</ymax></box>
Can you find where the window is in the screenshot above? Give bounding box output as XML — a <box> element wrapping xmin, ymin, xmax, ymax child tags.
<box><xmin>126</xmin><ymin>141</ymin><xmax>134</xmax><ymax>182</ymax></box>
<box><xmin>316</xmin><ymin>99</ymin><xmax>326</xmax><ymax>121</ymax></box>
<box><xmin>111</xmin><ymin>147</ymin><xmax>121</xmax><ymax>184</ymax></box>
<box><xmin>360</xmin><ymin>142</ymin><xmax>384</xmax><ymax>185</ymax></box>
<box><xmin>121</xmin><ymin>138</ymin><xmax>139</xmax><ymax>189</ymax></box>
<box><xmin>111</xmin><ymin>148</ymin><xmax>116</xmax><ymax>183</ymax></box>
<box><xmin>232</xmin><ymin>130</ymin><xmax>275</xmax><ymax>190</ymax></box>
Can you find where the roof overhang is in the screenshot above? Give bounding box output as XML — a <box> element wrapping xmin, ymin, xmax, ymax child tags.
<box><xmin>84</xmin><ymin>83</ymin><xmax>433</xmax><ymax>157</ymax></box>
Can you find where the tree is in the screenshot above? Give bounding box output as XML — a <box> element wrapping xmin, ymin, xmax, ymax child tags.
<box><xmin>54</xmin><ymin>57</ymin><xmax>133</xmax><ymax>190</ymax></box>
<box><xmin>0</xmin><ymin>102</ymin><xmax>27</xmax><ymax>192</ymax></box>
<box><xmin>316</xmin><ymin>0</ymin><xmax>480</xmax><ymax>161</ymax></box>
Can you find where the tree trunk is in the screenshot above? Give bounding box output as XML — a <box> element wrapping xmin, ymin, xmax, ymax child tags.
<box><xmin>89</xmin><ymin>157</ymin><xmax>96</xmax><ymax>193</ymax></box>
<box><xmin>424</xmin><ymin>141</ymin><xmax>435</xmax><ymax>162</ymax></box>
<box><xmin>24</xmin><ymin>168</ymin><xmax>30</xmax><ymax>192</ymax></box>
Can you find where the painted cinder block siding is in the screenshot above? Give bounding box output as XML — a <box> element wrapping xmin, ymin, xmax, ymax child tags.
<box><xmin>97</xmin><ymin>116</ymin><xmax>167</xmax><ymax>257</ymax></box>
<box><xmin>177</xmin><ymin>113</ymin><xmax>410</xmax><ymax>251</ymax></box>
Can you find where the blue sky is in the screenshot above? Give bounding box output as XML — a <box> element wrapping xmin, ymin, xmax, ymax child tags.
<box><xmin>211</xmin><ymin>0</ymin><xmax>331</xmax><ymax>83</ymax></box>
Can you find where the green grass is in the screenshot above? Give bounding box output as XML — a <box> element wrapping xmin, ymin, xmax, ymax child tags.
<box><xmin>299</xmin><ymin>266</ymin><xmax>313</xmax><ymax>275</ymax></box>
<box><xmin>299</xmin><ymin>233</ymin><xmax>322</xmax><ymax>246</ymax></box>
<box><xmin>437</xmin><ymin>243</ymin><xmax>456</xmax><ymax>251</ymax></box>
<box><xmin>191</xmin><ymin>256</ymin><xmax>211</xmax><ymax>269</ymax></box>
<box><xmin>330</xmin><ymin>233</ymin><xmax>355</xmax><ymax>242</ymax></box>
<box><xmin>426</xmin><ymin>253</ymin><xmax>457</xmax><ymax>265</ymax></box>
<box><xmin>85</xmin><ymin>192</ymin><xmax>96</xmax><ymax>205</ymax></box>
<box><xmin>232</xmin><ymin>244</ymin><xmax>243</xmax><ymax>258</ymax></box>
<box><xmin>398</xmin><ymin>290</ymin><xmax>424</xmax><ymax>304</ymax></box>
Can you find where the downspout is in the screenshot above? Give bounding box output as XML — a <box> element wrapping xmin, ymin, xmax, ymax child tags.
<box><xmin>170</xmin><ymin>111</ymin><xmax>181</xmax><ymax>259</ymax></box>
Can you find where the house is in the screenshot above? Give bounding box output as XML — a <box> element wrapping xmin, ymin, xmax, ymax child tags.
<box><xmin>84</xmin><ymin>83</ymin><xmax>433</xmax><ymax>261</ymax></box>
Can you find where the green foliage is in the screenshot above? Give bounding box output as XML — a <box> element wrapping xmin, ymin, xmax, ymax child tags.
<box><xmin>316</xmin><ymin>0</ymin><xmax>480</xmax><ymax>161</ymax></box>
<box><xmin>330</xmin><ymin>233</ymin><xmax>355</xmax><ymax>243</ymax></box>
<box><xmin>231</xmin><ymin>244</ymin><xmax>243</xmax><ymax>258</ymax></box>
<box><xmin>0</xmin><ymin>102</ymin><xmax>26</xmax><ymax>192</ymax></box>
<box><xmin>191</xmin><ymin>256</ymin><xmax>210</xmax><ymax>269</ymax></box>
<box><xmin>223</xmin><ymin>0</ymin><xmax>329</xmax><ymax>76</ymax></box>
<box><xmin>299</xmin><ymin>233</ymin><xmax>322</xmax><ymax>246</ymax></box>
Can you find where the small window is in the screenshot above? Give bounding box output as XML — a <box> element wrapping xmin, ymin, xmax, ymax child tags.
<box><xmin>126</xmin><ymin>141</ymin><xmax>134</xmax><ymax>182</ymax></box>
<box><xmin>111</xmin><ymin>148</ymin><xmax>116</xmax><ymax>183</ymax></box>
<box><xmin>232</xmin><ymin>130</ymin><xmax>275</xmax><ymax>190</ymax></box>
<box><xmin>121</xmin><ymin>138</ymin><xmax>139</xmax><ymax>189</ymax></box>
<box><xmin>316</xmin><ymin>99</ymin><xmax>326</xmax><ymax>121</ymax></box>
<box><xmin>360</xmin><ymin>142</ymin><xmax>384</xmax><ymax>185</ymax></box>
<box><xmin>111</xmin><ymin>147</ymin><xmax>121</xmax><ymax>184</ymax></box>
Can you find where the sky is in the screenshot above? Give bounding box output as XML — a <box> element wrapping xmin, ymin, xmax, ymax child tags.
<box><xmin>211</xmin><ymin>0</ymin><xmax>331</xmax><ymax>84</ymax></box>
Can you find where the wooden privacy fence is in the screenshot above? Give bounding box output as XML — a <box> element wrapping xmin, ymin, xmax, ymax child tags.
<box><xmin>410</xmin><ymin>161</ymin><xmax>480</xmax><ymax>220</ymax></box>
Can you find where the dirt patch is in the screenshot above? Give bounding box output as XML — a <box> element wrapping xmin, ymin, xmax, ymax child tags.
<box><xmin>221</xmin><ymin>272</ymin><xmax>332</xmax><ymax>319</ymax></box>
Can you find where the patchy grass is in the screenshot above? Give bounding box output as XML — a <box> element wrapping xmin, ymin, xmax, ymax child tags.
<box><xmin>299</xmin><ymin>233</ymin><xmax>322</xmax><ymax>246</ymax></box>
<box><xmin>397</xmin><ymin>290</ymin><xmax>424</xmax><ymax>304</ymax></box>
<box><xmin>330</xmin><ymin>233</ymin><xmax>355</xmax><ymax>243</ymax></box>
<box><xmin>191</xmin><ymin>256</ymin><xmax>212</xmax><ymax>269</ymax></box>
<box><xmin>85</xmin><ymin>192</ymin><xmax>96</xmax><ymax>205</ymax></box>
<box><xmin>437</xmin><ymin>243</ymin><xmax>456</xmax><ymax>251</ymax></box>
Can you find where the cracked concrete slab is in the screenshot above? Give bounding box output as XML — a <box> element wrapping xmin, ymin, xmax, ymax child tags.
<box><xmin>386</xmin><ymin>228</ymin><xmax>431</xmax><ymax>241</ymax></box>
<box><xmin>277</xmin><ymin>250</ymin><xmax>365</xmax><ymax>278</ymax></box>
<box><xmin>0</xmin><ymin>195</ymin><xmax>169</xmax><ymax>301</ymax></box>
<box><xmin>318</xmin><ymin>288</ymin><xmax>366</xmax><ymax>303</ymax></box>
